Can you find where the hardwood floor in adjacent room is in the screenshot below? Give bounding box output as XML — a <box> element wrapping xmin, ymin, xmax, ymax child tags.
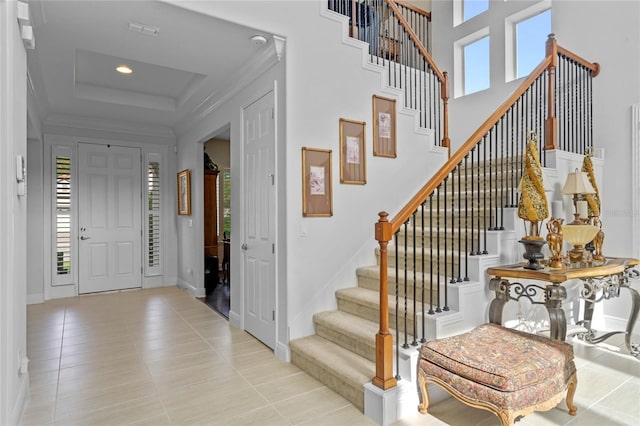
<box><xmin>22</xmin><ymin>286</ymin><xmax>639</xmax><ymax>425</ymax></box>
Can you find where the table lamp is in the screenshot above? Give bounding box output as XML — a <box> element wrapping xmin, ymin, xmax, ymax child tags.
<box><xmin>561</xmin><ymin>169</ymin><xmax>596</xmax><ymax>224</ymax></box>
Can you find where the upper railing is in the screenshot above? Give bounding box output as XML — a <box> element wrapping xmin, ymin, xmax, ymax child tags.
<box><xmin>328</xmin><ymin>0</ymin><xmax>449</xmax><ymax>149</ymax></box>
<box><xmin>373</xmin><ymin>34</ymin><xmax>600</xmax><ymax>389</ymax></box>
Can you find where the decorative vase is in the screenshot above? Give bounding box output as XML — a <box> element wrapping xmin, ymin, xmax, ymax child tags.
<box><xmin>519</xmin><ymin>239</ymin><xmax>547</xmax><ymax>270</ymax></box>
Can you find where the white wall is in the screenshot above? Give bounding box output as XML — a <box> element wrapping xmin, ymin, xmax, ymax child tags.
<box><xmin>171</xmin><ymin>1</ymin><xmax>448</xmax><ymax>354</ymax></box>
<box><xmin>27</xmin><ymin>137</ymin><xmax>44</xmax><ymax>304</ymax></box>
<box><xmin>0</xmin><ymin>1</ymin><xmax>30</xmax><ymax>424</ymax></box>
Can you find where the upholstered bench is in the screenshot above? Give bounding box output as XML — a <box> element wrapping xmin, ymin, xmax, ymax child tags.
<box><xmin>417</xmin><ymin>323</ymin><xmax>577</xmax><ymax>426</ymax></box>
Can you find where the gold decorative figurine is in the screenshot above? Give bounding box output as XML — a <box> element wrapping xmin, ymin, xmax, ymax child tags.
<box><xmin>518</xmin><ymin>132</ymin><xmax>549</xmax><ymax>270</ymax></box>
<box><xmin>546</xmin><ymin>218</ymin><xmax>564</xmax><ymax>268</ymax></box>
<box><xmin>582</xmin><ymin>154</ymin><xmax>605</xmax><ymax>262</ymax></box>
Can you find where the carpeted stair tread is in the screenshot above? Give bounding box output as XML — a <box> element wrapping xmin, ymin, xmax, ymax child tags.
<box><xmin>314</xmin><ymin>310</ymin><xmax>378</xmax><ymax>360</ymax></box>
<box><xmin>290</xmin><ymin>334</ymin><xmax>374</xmax><ymax>411</ymax></box>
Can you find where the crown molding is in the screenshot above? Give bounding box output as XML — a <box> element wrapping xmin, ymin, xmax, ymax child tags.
<box><xmin>174</xmin><ymin>34</ymin><xmax>285</xmax><ymax>138</ymax></box>
<box><xmin>43</xmin><ymin>113</ymin><xmax>176</xmax><ymax>141</ymax></box>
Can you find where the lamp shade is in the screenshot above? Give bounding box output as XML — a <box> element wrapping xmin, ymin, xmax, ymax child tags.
<box><xmin>561</xmin><ymin>169</ymin><xmax>596</xmax><ymax>195</ymax></box>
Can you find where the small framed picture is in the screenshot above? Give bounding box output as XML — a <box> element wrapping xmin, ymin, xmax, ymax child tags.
<box><xmin>339</xmin><ymin>118</ymin><xmax>366</xmax><ymax>184</ymax></box>
<box><xmin>302</xmin><ymin>147</ymin><xmax>332</xmax><ymax>217</ymax></box>
<box><xmin>373</xmin><ymin>95</ymin><xmax>397</xmax><ymax>158</ymax></box>
<box><xmin>177</xmin><ymin>169</ymin><xmax>191</xmax><ymax>215</ymax></box>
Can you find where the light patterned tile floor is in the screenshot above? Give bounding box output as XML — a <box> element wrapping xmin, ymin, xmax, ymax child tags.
<box><xmin>21</xmin><ymin>287</ymin><xmax>639</xmax><ymax>425</ymax></box>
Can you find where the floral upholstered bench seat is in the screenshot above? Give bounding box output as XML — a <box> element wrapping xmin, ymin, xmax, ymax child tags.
<box><xmin>417</xmin><ymin>323</ymin><xmax>577</xmax><ymax>426</ymax></box>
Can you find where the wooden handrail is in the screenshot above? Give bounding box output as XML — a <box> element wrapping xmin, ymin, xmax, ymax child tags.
<box><xmin>557</xmin><ymin>46</ymin><xmax>600</xmax><ymax>76</ymax></box>
<box><xmin>386</xmin><ymin>0</ymin><xmax>444</xmax><ymax>82</ymax></box>
<box><xmin>394</xmin><ymin>0</ymin><xmax>431</xmax><ymax>20</ymax></box>
<box><xmin>389</xmin><ymin>55</ymin><xmax>553</xmax><ymax>231</ymax></box>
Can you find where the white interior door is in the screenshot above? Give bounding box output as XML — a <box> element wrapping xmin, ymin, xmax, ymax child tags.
<box><xmin>78</xmin><ymin>143</ymin><xmax>142</xmax><ymax>294</ymax></box>
<box><xmin>243</xmin><ymin>91</ymin><xmax>276</xmax><ymax>349</ymax></box>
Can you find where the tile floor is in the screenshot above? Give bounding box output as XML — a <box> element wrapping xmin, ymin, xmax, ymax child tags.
<box><xmin>22</xmin><ymin>286</ymin><xmax>639</xmax><ymax>426</ymax></box>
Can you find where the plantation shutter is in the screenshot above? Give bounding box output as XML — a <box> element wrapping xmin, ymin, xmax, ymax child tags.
<box><xmin>53</xmin><ymin>145</ymin><xmax>74</xmax><ymax>286</ymax></box>
<box><xmin>145</xmin><ymin>153</ymin><xmax>162</xmax><ymax>275</ymax></box>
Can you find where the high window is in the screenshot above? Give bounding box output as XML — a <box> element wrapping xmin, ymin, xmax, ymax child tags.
<box><xmin>464</xmin><ymin>0</ymin><xmax>488</xmax><ymax>22</ymax></box>
<box><xmin>515</xmin><ymin>9</ymin><xmax>551</xmax><ymax>79</ymax></box>
<box><xmin>464</xmin><ymin>35</ymin><xmax>490</xmax><ymax>95</ymax></box>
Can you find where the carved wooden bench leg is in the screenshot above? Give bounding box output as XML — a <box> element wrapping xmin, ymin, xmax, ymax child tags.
<box><xmin>417</xmin><ymin>371</ymin><xmax>429</xmax><ymax>414</ymax></box>
<box><xmin>566</xmin><ymin>372</ymin><xmax>578</xmax><ymax>415</ymax></box>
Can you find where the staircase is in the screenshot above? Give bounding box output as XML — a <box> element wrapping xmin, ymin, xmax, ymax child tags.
<box><xmin>291</xmin><ymin>1</ymin><xmax>600</xmax><ymax>423</ymax></box>
<box><xmin>290</xmin><ymin>161</ymin><xmax>521</xmax><ymax>412</ymax></box>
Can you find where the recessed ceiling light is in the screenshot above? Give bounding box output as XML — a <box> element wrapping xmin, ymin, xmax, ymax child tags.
<box><xmin>116</xmin><ymin>65</ymin><xmax>133</xmax><ymax>75</ymax></box>
<box><xmin>250</xmin><ymin>34</ymin><xmax>267</xmax><ymax>47</ymax></box>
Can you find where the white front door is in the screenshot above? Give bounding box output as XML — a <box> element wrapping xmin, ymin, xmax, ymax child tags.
<box><xmin>243</xmin><ymin>91</ymin><xmax>276</xmax><ymax>349</ymax></box>
<box><xmin>78</xmin><ymin>143</ymin><xmax>142</xmax><ymax>294</ymax></box>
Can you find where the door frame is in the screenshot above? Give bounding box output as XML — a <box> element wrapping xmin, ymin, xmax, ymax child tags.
<box><xmin>44</xmin><ymin>136</ymin><xmax>149</xmax><ymax>300</ymax></box>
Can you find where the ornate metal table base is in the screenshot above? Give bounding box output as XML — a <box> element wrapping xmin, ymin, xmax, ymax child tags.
<box><xmin>574</xmin><ymin>269</ymin><xmax>640</xmax><ymax>357</ymax></box>
<box><xmin>487</xmin><ymin>261</ymin><xmax>640</xmax><ymax>357</ymax></box>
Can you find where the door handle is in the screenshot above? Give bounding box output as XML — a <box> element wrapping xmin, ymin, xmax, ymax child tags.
<box><xmin>241</xmin><ymin>243</ymin><xmax>248</xmax><ymax>251</ymax></box>
<box><xmin>80</xmin><ymin>236</ymin><xmax>91</xmax><ymax>240</ymax></box>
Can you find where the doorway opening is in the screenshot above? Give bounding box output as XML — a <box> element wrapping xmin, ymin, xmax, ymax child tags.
<box><xmin>202</xmin><ymin>129</ymin><xmax>231</xmax><ymax>319</ymax></box>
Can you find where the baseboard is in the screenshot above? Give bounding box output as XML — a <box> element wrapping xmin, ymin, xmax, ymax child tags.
<box><xmin>27</xmin><ymin>293</ymin><xmax>44</xmax><ymax>305</ymax></box>
<box><xmin>603</xmin><ymin>314</ymin><xmax>640</xmax><ymax>335</ymax></box>
<box><xmin>229</xmin><ymin>310</ymin><xmax>242</xmax><ymax>329</ymax></box>
<box><xmin>177</xmin><ymin>279</ymin><xmax>196</xmax><ymax>296</ymax></box>
<box><xmin>275</xmin><ymin>340</ymin><xmax>290</xmax><ymax>362</ymax></box>
<box><xmin>10</xmin><ymin>371</ymin><xmax>29</xmax><ymax>426</ymax></box>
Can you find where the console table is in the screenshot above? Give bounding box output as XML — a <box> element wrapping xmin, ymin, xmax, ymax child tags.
<box><xmin>487</xmin><ymin>257</ymin><xmax>640</xmax><ymax>356</ymax></box>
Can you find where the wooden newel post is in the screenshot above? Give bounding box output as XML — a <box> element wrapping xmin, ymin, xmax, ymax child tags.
<box><xmin>545</xmin><ymin>33</ymin><xmax>558</xmax><ymax>151</ymax></box>
<box><xmin>441</xmin><ymin>71</ymin><xmax>451</xmax><ymax>152</ymax></box>
<box><xmin>372</xmin><ymin>212</ymin><xmax>397</xmax><ymax>390</ymax></box>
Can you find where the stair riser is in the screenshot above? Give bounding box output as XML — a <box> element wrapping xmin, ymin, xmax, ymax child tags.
<box><xmin>336</xmin><ymin>297</ymin><xmax>416</xmax><ymax>335</ymax></box>
<box><xmin>290</xmin><ymin>349</ymin><xmax>365</xmax><ymax>412</ymax></box>
<box><xmin>315</xmin><ymin>322</ymin><xmax>376</xmax><ymax>362</ymax></box>
<box><xmin>394</xmin><ymin>234</ymin><xmax>483</xmax><ymax>251</ymax></box>
<box><xmin>357</xmin><ymin>273</ymin><xmax>454</xmax><ymax>305</ymax></box>
<box><xmin>379</xmin><ymin>255</ymin><xmax>463</xmax><ymax>275</ymax></box>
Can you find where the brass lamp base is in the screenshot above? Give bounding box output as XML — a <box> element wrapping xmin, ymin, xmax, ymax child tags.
<box><xmin>568</xmin><ymin>244</ymin><xmax>585</xmax><ymax>264</ymax></box>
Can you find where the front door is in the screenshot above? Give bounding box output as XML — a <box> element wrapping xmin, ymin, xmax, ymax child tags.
<box><xmin>242</xmin><ymin>91</ymin><xmax>276</xmax><ymax>349</ymax></box>
<box><xmin>78</xmin><ymin>143</ymin><xmax>142</xmax><ymax>294</ymax></box>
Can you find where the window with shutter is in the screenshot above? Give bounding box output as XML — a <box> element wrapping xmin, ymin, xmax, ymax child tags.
<box><xmin>146</xmin><ymin>154</ymin><xmax>162</xmax><ymax>275</ymax></box>
<box><xmin>55</xmin><ymin>155</ymin><xmax>72</xmax><ymax>275</ymax></box>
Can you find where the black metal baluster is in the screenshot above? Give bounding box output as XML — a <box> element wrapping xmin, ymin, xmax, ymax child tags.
<box><xmin>499</xmin><ymin>118</ymin><xmax>505</xmax><ymax>230</ymax></box>
<box><xmin>470</xmin><ymin>147</ymin><xmax>475</xmax><ymax>255</ymax></box>
<box><xmin>476</xmin><ymin>142</ymin><xmax>482</xmax><ymax>255</ymax></box>
<box><xmin>402</xmin><ymin>220</ymin><xmax>409</xmax><ymax>349</ymax></box>
<box><xmin>412</xmin><ymin>211</ymin><xmax>418</xmax><ymax>346</ymax></box>
<box><xmin>488</xmin><ymin>129</ymin><xmax>494</xmax><ymax>231</ymax></box>
<box><xmin>464</xmin><ymin>155</ymin><xmax>469</xmax><ymax>281</ymax></box>
<box><xmin>443</xmin><ymin>178</ymin><xmax>449</xmax><ymax>311</ymax></box>
<box><xmin>429</xmin><ymin>193</ymin><xmax>434</xmax><ymax>314</ymax></box>
<box><xmin>457</xmin><ymin>164</ymin><xmax>462</xmax><ymax>281</ymax></box>
<box><xmin>394</xmin><ymin>229</ymin><xmax>400</xmax><ymax>380</ymax></box>
<box><xmin>436</xmin><ymin>185</ymin><xmax>442</xmax><ymax>313</ymax></box>
<box><xmin>482</xmin><ymin>135</ymin><xmax>488</xmax><ymax>254</ymax></box>
<box><xmin>420</xmin><ymin>201</ymin><xmax>426</xmax><ymax>341</ymax></box>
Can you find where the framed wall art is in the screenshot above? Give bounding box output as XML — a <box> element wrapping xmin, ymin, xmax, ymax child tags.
<box><xmin>373</xmin><ymin>94</ymin><xmax>397</xmax><ymax>158</ymax></box>
<box><xmin>302</xmin><ymin>147</ymin><xmax>333</xmax><ymax>217</ymax></box>
<box><xmin>177</xmin><ymin>169</ymin><xmax>191</xmax><ymax>215</ymax></box>
<box><xmin>339</xmin><ymin>118</ymin><xmax>366</xmax><ymax>184</ymax></box>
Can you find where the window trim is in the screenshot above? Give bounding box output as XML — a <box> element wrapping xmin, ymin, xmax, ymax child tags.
<box><xmin>454</xmin><ymin>26</ymin><xmax>490</xmax><ymax>98</ymax></box>
<box><xmin>505</xmin><ymin>1</ymin><xmax>552</xmax><ymax>82</ymax></box>
<box><xmin>52</xmin><ymin>145</ymin><xmax>75</xmax><ymax>287</ymax></box>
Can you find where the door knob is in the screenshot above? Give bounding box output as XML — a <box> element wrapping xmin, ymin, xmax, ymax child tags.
<box><xmin>241</xmin><ymin>243</ymin><xmax>248</xmax><ymax>251</ymax></box>
<box><xmin>80</xmin><ymin>236</ymin><xmax>91</xmax><ymax>240</ymax></box>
